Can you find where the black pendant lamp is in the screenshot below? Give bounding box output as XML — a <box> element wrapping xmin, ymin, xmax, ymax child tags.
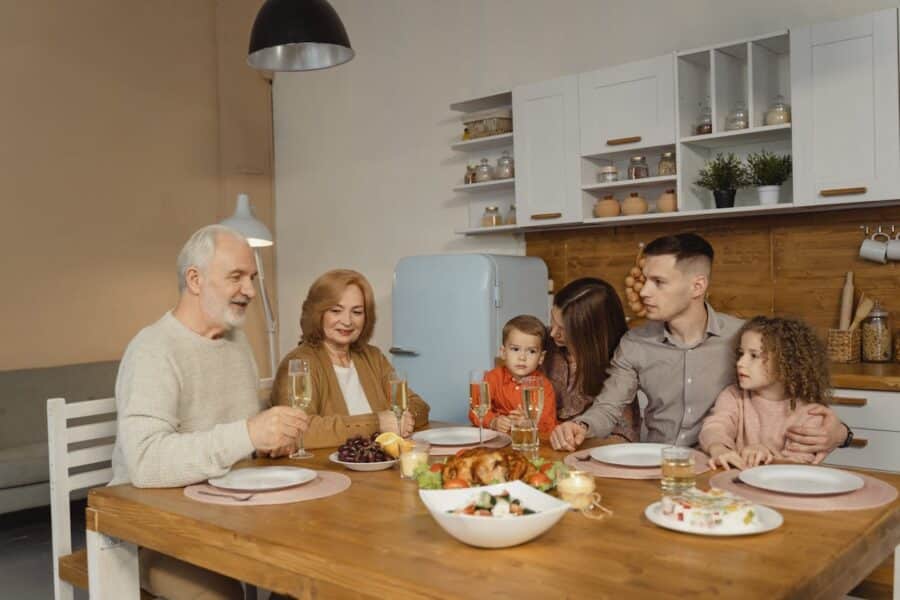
<box><xmin>248</xmin><ymin>0</ymin><xmax>354</xmax><ymax>71</ymax></box>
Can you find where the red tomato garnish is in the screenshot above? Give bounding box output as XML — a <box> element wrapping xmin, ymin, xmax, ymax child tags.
<box><xmin>429</xmin><ymin>463</ymin><xmax>443</xmax><ymax>473</ymax></box>
<box><xmin>526</xmin><ymin>472</ymin><xmax>552</xmax><ymax>487</ymax></box>
<box><xmin>539</xmin><ymin>462</ymin><xmax>554</xmax><ymax>474</ymax></box>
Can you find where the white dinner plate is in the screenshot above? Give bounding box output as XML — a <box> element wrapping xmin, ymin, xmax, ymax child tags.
<box><xmin>589</xmin><ymin>443</ymin><xmax>670</xmax><ymax>468</ymax></box>
<box><xmin>328</xmin><ymin>452</ymin><xmax>398</xmax><ymax>472</ymax></box>
<box><xmin>208</xmin><ymin>466</ymin><xmax>317</xmax><ymax>492</ymax></box>
<box><xmin>644</xmin><ymin>501</ymin><xmax>783</xmax><ymax>537</ymax></box>
<box><xmin>738</xmin><ymin>465</ymin><xmax>864</xmax><ymax>496</ymax></box>
<box><xmin>412</xmin><ymin>427</ymin><xmax>499</xmax><ymax>446</ymax></box>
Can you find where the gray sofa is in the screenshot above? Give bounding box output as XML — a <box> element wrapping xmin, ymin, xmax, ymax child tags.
<box><xmin>0</xmin><ymin>361</ymin><xmax>119</xmax><ymax>514</ymax></box>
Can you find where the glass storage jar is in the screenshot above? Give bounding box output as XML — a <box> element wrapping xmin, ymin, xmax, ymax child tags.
<box><xmin>725</xmin><ymin>101</ymin><xmax>749</xmax><ymax>131</ymax></box>
<box><xmin>765</xmin><ymin>95</ymin><xmax>792</xmax><ymax>125</ymax></box>
<box><xmin>505</xmin><ymin>204</ymin><xmax>517</xmax><ymax>225</ymax></box>
<box><xmin>696</xmin><ymin>101</ymin><xmax>713</xmax><ymax>135</ymax></box>
<box><xmin>474</xmin><ymin>158</ymin><xmax>494</xmax><ymax>183</ymax></box>
<box><xmin>627</xmin><ymin>156</ymin><xmax>649</xmax><ymax>179</ymax></box>
<box><xmin>657</xmin><ymin>151</ymin><xmax>676</xmax><ymax>176</ymax></box>
<box><xmin>481</xmin><ymin>205</ymin><xmax>502</xmax><ymax>227</ymax></box>
<box><xmin>861</xmin><ymin>300</ymin><xmax>891</xmax><ymax>362</ymax></box>
<box><xmin>495</xmin><ymin>151</ymin><xmax>515</xmax><ymax>179</ymax></box>
<box><xmin>598</xmin><ymin>165</ymin><xmax>619</xmax><ymax>182</ymax></box>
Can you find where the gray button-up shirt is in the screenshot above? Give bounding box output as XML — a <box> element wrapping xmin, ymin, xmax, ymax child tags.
<box><xmin>577</xmin><ymin>304</ymin><xmax>744</xmax><ymax>446</ymax></box>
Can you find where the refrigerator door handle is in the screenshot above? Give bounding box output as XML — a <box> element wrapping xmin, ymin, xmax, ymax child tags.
<box><xmin>389</xmin><ymin>346</ymin><xmax>419</xmax><ymax>356</ymax></box>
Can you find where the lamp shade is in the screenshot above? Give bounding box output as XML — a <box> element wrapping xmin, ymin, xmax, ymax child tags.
<box><xmin>248</xmin><ymin>0</ymin><xmax>354</xmax><ymax>71</ymax></box>
<box><xmin>221</xmin><ymin>194</ymin><xmax>273</xmax><ymax>248</ymax></box>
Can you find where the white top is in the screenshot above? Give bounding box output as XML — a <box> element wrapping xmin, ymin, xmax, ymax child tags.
<box><xmin>332</xmin><ymin>362</ymin><xmax>372</xmax><ymax>416</ymax></box>
<box><xmin>110</xmin><ymin>312</ymin><xmax>262</xmax><ymax>488</ymax></box>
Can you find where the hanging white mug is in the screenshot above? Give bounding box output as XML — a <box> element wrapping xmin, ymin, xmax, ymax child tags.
<box><xmin>887</xmin><ymin>232</ymin><xmax>900</xmax><ymax>261</ymax></box>
<box><xmin>859</xmin><ymin>230</ymin><xmax>890</xmax><ymax>264</ymax></box>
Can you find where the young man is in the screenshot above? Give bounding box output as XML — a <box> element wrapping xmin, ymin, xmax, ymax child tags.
<box><xmin>111</xmin><ymin>225</ymin><xmax>309</xmax><ymax>599</ymax></box>
<box><xmin>550</xmin><ymin>233</ymin><xmax>849</xmax><ymax>455</ymax></box>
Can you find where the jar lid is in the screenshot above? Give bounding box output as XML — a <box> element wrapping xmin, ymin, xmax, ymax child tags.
<box><xmin>497</xmin><ymin>151</ymin><xmax>514</xmax><ymax>165</ymax></box>
<box><xmin>866</xmin><ymin>300</ymin><xmax>889</xmax><ymax>318</ymax></box>
<box><xmin>629</xmin><ymin>192</ymin><xmax>638</xmax><ymax>197</ymax></box>
<box><xmin>630</xmin><ymin>155</ymin><xmax>646</xmax><ymax>162</ymax></box>
<box><xmin>661</xmin><ymin>151</ymin><xmax>675</xmax><ymax>159</ymax></box>
<box><xmin>599</xmin><ymin>165</ymin><xmax>618</xmax><ymax>173</ymax></box>
<box><xmin>602</xmin><ymin>194</ymin><xmax>614</xmax><ymax>200</ymax></box>
<box><xmin>485</xmin><ymin>205</ymin><xmax>499</xmax><ymax>212</ymax></box>
<box><xmin>479</xmin><ymin>157</ymin><xmax>489</xmax><ymax>165</ymax></box>
<box><xmin>664</xmin><ymin>188</ymin><xmax>675</xmax><ymax>193</ymax></box>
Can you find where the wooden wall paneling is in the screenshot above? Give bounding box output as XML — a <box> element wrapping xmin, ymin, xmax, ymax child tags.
<box><xmin>527</xmin><ymin>205</ymin><xmax>900</xmax><ymax>338</ymax></box>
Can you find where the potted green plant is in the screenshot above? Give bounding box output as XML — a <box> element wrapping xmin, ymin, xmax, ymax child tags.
<box><xmin>694</xmin><ymin>153</ymin><xmax>749</xmax><ymax>208</ymax></box>
<box><xmin>747</xmin><ymin>150</ymin><xmax>792</xmax><ymax>205</ymax></box>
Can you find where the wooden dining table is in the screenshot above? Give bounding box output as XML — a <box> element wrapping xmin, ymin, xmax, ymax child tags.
<box><xmin>86</xmin><ymin>436</ymin><xmax>900</xmax><ymax>600</ymax></box>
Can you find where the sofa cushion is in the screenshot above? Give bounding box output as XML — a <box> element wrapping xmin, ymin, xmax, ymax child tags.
<box><xmin>0</xmin><ymin>442</ymin><xmax>49</xmax><ymax>489</ymax></box>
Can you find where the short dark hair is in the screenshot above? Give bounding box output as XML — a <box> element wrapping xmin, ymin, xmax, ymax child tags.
<box><xmin>502</xmin><ymin>315</ymin><xmax>548</xmax><ymax>350</ymax></box>
<box><xmin>643</xmin><ymin>233</ymin><xmax>714</xmax><ymax>265</ymax></box>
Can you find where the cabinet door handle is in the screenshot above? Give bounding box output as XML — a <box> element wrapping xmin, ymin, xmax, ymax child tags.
<box><xmin>832</xmin><ymin>396</ymin><xmax>867</xmax><ymax>407</ymax></box>
<box><xmin>388</xmin><ymin>346</ymin><xmax>419</xmax><ymax>356</ymax></box>
<box><xmin>606</xmin><ymin>136</ymin><xmax>642</xmax><ymax>146</ymax></box>
<box><xmin>849</xmin><ymin>438</ymin><xmax>868</xmax><ymax>448</ymax></box>
<box><xmin>530</xmin><ymin>212</ymin><xmax>562</xmax><ymax>220</ymax></box>
<box><xmin>820</xmin><ymin>187</ymin><xmax>867</xmax><ymax>197</ymax></box>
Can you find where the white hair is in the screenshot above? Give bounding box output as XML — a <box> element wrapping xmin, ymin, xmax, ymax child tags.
<box><xmin>176</xmin><ymin>225</ymin><xmax>247</xmax><ymax>293</ymax></box>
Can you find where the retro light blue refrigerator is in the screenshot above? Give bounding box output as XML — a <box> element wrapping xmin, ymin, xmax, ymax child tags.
<box><xmin>390</xmin><ymin>254</ymin><xmax>549</xmax><ymax>423</ymax></box>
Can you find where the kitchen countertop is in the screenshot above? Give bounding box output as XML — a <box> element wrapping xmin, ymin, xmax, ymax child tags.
<box><xmin>831</xmin><ymin>362</ymin><xmax>900</xmax><ymax>392</ymax></box>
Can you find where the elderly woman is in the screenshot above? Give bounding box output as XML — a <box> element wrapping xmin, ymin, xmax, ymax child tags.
<box><xmin>273</xmin><ymin>269</ymin><xmax>429</xmax><ymax>448</ymax></box>
<box><xmin>544</xmin><ymin>277</ymin><xmax>641</xmax><ymax>441</ymax></box>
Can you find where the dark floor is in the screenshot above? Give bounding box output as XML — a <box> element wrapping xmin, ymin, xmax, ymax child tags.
<box><xmin>0</xmin><ymin>500</ymin><xmax>88</xmax><ymax>599</ymax></box>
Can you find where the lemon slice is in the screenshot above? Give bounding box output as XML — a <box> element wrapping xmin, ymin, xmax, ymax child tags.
<box><xmin>375</xmin><ymin>432</ymin><xmax>402</xmax><ymax>458</ymax></box>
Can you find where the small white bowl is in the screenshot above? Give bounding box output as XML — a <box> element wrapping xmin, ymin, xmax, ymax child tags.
<box><xmin>328</xmin><ymin>451</ymin><xmax>398</xmax><ymax>472</ymax></box>
<box><xmin>419</xmin><ymin>480</ymin><xmax>570</xmax><ymax>548</ymax></box>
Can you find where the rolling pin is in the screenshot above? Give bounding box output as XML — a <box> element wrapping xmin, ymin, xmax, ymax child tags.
<box><xmin>838</xmin><ymin>272</ymin><xmax>854</xmax><ymax>330</ymax></box>
<box><xmin>848</xmin><ymin>294</ymin><xmax>874</xmax><ymax>331</ymax></box>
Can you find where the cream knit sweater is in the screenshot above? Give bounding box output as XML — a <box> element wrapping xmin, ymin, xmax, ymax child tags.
<box><xmin>110</xmin><ymin>312</ymin><xmax>262</xmax><ymax>488</ymax></box>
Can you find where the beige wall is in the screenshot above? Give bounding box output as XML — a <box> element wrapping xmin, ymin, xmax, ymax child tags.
<box><xmin>272</xmin><ymin>0</ymin><xmax>899</xmax><ymax>356</ymax></box>
<box><xmin>0</xmin><ymin>0</ymin><xmax>276</xmax><ymax>374</ymax></box>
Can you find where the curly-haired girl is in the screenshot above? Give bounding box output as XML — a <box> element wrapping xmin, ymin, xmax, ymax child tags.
<box><xmin>699</xmin><ymin>316</ymin><xmax>832</xmax><ymax>470</ymax></box>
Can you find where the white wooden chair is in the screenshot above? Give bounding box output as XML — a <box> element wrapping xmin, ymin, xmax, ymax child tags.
<box><xmin>47</xmin><ymin>396</ymin><xmax>117</xmax><ymax>600</ymax></box>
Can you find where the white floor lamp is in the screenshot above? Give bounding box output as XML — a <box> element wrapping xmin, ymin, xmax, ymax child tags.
<box><xmin>221</xmin><ymin>193</ymin><xmax>277</xmax><ymax>378</ymax></box>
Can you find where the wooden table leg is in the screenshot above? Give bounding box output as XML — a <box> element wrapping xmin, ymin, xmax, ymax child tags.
<box><xmin>86</xmin><ymin>529</ymin><xmax>140</xmax><ymax>599</ymax></box>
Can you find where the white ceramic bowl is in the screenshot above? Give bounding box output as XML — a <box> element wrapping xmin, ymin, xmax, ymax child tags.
<box><xmin>418</xmin><ymin>480</ymin><xmax>570</xmax><ymax>548</ymax></box>
<box><xmin>328</xmin><ymin>452</ymin><xmax>398</xmax><ymax>472</ymax></box>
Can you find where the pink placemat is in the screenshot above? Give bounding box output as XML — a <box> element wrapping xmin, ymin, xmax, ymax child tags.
<box><xmin>429</xmin><ymin>433</ymin><xmax>512</xmax><ymax>456</ymax></box>
<box><xmin>184</xmin><ymin>471</ymin><xmax>351</xmax><ymax>506</ymax></box>
<box><xmin>709</xmin><ymin>469</ymin><xmax>898</xmax><ymax>511</ymax></box>
<box><xmin>564</xmin><ymin>449</ymin><xmax>710</xmax><ymax>480</ymax></box>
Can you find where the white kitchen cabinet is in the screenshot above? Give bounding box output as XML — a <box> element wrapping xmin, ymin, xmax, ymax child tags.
<box><xmin>512</xmin><ymin>76</ymin><xmax>581</xmax><ymax>226</ymax></box>
<box><xmin>791</xmin><ymin>8</ymin><xmax>900</xmax><ymax>206</ymax></box>
<box><xmin>824</xmin><ymin>388</ymin><xmax>900</xmax><ymax>473</ymax></box>
<box><xmin>579</xmin><ymin>54</ymin><xmax>675</xmax><ymax>157</ymax></box>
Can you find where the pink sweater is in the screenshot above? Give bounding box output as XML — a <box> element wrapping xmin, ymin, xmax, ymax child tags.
<box><xmin>699</xmin><ymin>385</ymin><xmax>827</xmax><ymax>464</ymax></box>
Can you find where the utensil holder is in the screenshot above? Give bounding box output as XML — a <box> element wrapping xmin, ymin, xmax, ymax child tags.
<box><xmin>827</xmin><ymin>328</ymin><xmax>861</xmax><ymax>363</ymax></box>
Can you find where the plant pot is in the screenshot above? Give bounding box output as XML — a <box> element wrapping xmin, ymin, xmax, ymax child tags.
<box><xmin>713</xmin><ymin>189</ymin><xmax>736</xmax><ymax>209</ymax></box>
<box><xmin>757</xmin><ymin>185</ymin><xmax>781</xmax><ymax>205</ymax></box>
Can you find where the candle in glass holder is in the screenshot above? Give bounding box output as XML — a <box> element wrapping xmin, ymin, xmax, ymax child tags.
<box><xmin>399</xmin><ymin>441</ymin><xmax>430</xmax><ymax>479</ymax></box>
<box><xmin>556</xmin><ymin>470</ymin><xmax>596</xmax><ymax>510</ymax></box>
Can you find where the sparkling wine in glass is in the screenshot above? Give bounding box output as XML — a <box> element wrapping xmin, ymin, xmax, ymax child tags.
<box><xmin>469</xmin><ymin>370</ymin><xmax>490</xmax><ymax>445</ymax></box>
<box><xmin>521</xmin><ymin>376</ymin><xmax>545</xmax><ymax>427</ymax></box>
<box><xmin>389</xmin><ymin>370</ymin><xmax>408</xmax><ymax>434</ymax></box>
<box><xmin>288</xmin><ymin>359</ymin><xmax>313</xmax><ymax>459</ymax></box>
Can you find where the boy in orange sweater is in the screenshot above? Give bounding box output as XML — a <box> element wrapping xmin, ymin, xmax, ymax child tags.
<box><xmin>469</xmin><ymin>315</ymin><xmax>558</xmax><ymax>438</ymax></box>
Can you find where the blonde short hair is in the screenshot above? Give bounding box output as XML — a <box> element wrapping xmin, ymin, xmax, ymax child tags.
<box><xmin>300</xmin><ymin>269</ymin><xmax>376</xmax><ymax>349</ymax></box>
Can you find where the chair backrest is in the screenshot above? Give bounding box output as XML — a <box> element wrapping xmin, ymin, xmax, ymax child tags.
<box><xmin>47</xmin><ymin>396</ymin><xmax>117</xmax><ymax>600</ymax></box>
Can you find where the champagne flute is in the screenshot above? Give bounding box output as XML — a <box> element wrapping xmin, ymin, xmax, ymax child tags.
<box><xmin>469</xmin><ymin>370</ymin><xmax>490</xmax><ymax>445</ymax></box>
<box><xmin>288</xmin><ymin>359</ymin><xmax>313</xmax><ymax>459</ymax></box>
<box><xmin>521</xmin><ymin>375</ymin><xmax>544</xmax><ymax>427</ymax></box>
<box><xmin>389</xmin><ymin>370</ymin><xmax>409</xmax><ymax>435</ymax></box>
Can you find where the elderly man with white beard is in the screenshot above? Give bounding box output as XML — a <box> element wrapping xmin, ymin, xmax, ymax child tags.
<box><xmin>109</xmin><ymin>224</ymin><xmax>309</xmax><ymax>599</ymax></box>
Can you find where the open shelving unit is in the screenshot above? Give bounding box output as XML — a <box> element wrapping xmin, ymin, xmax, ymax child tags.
<box><xmin>449</xmin><ymin>91</ymin><xmax>518</xmax><ymax>233</ymax></box>
<box><xmin>676</xmin><ymin>31</ymin><xmax>794</xmax><ymax>212</ymax></box>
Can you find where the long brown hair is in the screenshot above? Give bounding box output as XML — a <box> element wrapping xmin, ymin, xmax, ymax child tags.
<box><xmin>553</xmin><ymin>278</ymin><xmax>627</xmax><ymax>396</ymax></box>
<box><xmin>738</xmin><ymin>316</ymin><xmax>831</xmax><ymax>408</ymax></box>
<box><xmin>299</xmin><ymin>269</ymin><xmax>376</xmax><ymax>350</ymax></box>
